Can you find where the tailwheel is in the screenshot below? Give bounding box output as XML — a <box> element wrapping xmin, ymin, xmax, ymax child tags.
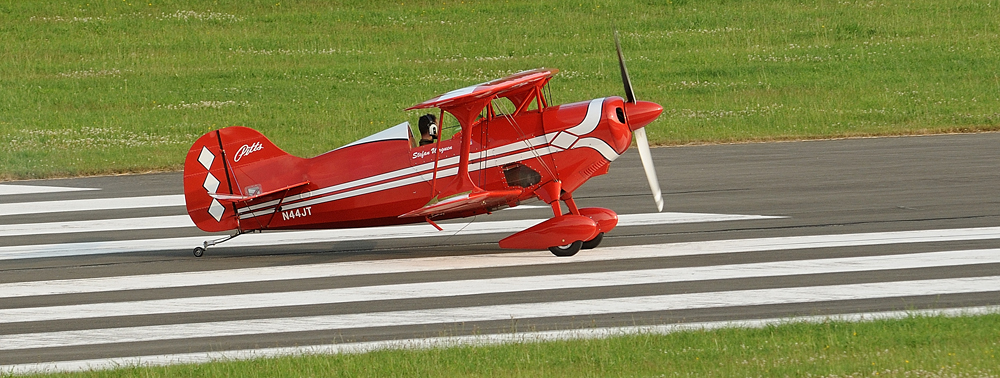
<box><xmin>581</xmin><ymin>232</ymin><xmax>604</xmax><ymax>250</ymax></box>
<box><xmin>192</xmin><ymin>231</ymin><xmax>246</xmax><ymax>258</ymax></box>
<box><xmin>548</xmin><ymin>240</ymin><xmax>583</xmax><ymax>257</ymax></box>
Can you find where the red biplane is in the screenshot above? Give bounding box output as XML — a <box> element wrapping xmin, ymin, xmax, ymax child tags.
<box><xmin>183</xmin><ymin>37</ymin><xmax>663</xmax><ymax>257</ymax></box>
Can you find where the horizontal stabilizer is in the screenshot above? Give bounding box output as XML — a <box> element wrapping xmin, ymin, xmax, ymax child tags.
<box><xmin>399</xmin><ymin>189</ymin><xmax>523</xmax><ymax>218</ymax></box>
<box><xmin>209</xmin><ymin>181</ymin><xmax>310</xmax><ymax>204</ymax></box>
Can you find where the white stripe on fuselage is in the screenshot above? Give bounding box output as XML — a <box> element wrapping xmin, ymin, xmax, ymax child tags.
<box><xmin>235</xmin><ymin>99</ymin><xmax>611</xmax><ymax>220</ymax></box>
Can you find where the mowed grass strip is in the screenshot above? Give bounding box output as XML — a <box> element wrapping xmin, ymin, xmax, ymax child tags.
<box><xmin>10</xmin><ymin>313</ymin><xmax>999</xmax><ymax>377</ymax></box>
<box><xmin>2</xmin><ymin>0</ymin><xmax>999</xmax><ymax>180</ymax></box>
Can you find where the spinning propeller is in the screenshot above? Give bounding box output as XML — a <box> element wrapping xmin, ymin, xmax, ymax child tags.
<box><xmin>615</xmin><ymin>31</ymin><xmax>664</xmax><ymax>212</ymax></box>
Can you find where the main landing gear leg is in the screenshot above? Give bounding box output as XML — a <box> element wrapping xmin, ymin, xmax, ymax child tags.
<box><xmin>193</xmin><ymin>232</ymin><xmax>243</xmax><ymax>257</ymax></box>
<box><xmin>560</xmin><ymin>192</ymin><xmax>603</xmax><ymax>250</ymax></box>
<box><xmin>561</xmin><ymin>193</ymin><xmax>581</xmax><ymax>215</ymax></box>
<box><xmin>500</xmin><ymin>182</ymin><xmax>598</xmax><ymax>257</ymax></box>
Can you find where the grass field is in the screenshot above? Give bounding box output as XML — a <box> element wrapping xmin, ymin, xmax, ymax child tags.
<box><xmin>2</xmin><ymin>0</ymin><xmax>998</xmax><ymax>179</ymax></box>
<box><xmin>10</xmin><ymin>313</ymin><xmax>1000</xmax><ymax>377</ymax></box>
<box><xmin>3</xmin><ymin>1</ymin><xmax>999</xmax><ymax>375</ymax></box>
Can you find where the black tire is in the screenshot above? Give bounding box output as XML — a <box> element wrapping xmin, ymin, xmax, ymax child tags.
<box><xmin>193</xmin><ymin>247</ymin><xmax>205</xmax><ymax>258</ymax></box>
<box><xmin>581</xmin><ymin>232</ymin><xmax>604</xmax><ymax>250</ymax></box>
<box><xmin>548</xmin><ymin>240</ymin><xmax>583</xmax><ymax>257</ymax></box>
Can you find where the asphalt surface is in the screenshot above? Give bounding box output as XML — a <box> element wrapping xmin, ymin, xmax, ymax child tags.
<box><xmin>2</xmin><ymin>133</ymin><xmax>999</xmax><ymax>372</ymax></box>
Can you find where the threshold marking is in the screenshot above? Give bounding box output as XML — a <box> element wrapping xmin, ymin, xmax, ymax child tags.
<box><xmin>2</xmin><ymin>226</ymin><xmax>999</xmax><ymax>298</ymax></box>
<box><xmin>3</xmin><ymin>276</ymin><xmax>999</xmax><ymax>351</ymax></box>
<box><xmin>0</xmin><ymin>212</ymin><xmax>774</xmax><ymax>238</ymax></box>
<box><xmin>3</xmin><ymin>248</ymin><xmax>998</xmax><ymax>323</ymax></box>
<box><xmin>0</xmin><ymin>212</ymin><xmax>782</xmax><ymax>259</ymax></box>
<box><xmin>4</xmin><ymin>306</ymin><xmax>997</xmax><ymax>375</ymax></box>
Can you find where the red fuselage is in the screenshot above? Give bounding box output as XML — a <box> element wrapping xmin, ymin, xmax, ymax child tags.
<box><xmin>260</xmin><ymin>96</ymin><xmax>636</xmax><ymax>231</ymax></box>
<box><xmin>183</xmin><ymin>96</ymin><xmax>657</xmax><ymax>233</ymax></box>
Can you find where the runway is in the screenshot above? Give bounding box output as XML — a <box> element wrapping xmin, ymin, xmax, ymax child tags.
<box><xmin>2</xmin><ymin>133</ymin><xmax>999</xmax><ymax>373</ymax></box>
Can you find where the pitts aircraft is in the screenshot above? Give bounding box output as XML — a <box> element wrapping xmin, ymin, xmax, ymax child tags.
<box><xmin>183</xmin><ymin>36</ymin><xmax>664</xmax><ymax>257</ymax></box>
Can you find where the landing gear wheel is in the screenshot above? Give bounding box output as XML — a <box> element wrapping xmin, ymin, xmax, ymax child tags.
<box><xmin>582</xmin><ymin>232</ymin><xmax>604</xmax><ymax>250</ymax></box>
<box><xmin>548</xmin><ymin>240</ymin><xmax>583</xmax><ymax>257</ymax></box>
<box><xmin>193</xmin><ymin>247</ymin><xmax>205</xmax><ymax>258</ymax></box>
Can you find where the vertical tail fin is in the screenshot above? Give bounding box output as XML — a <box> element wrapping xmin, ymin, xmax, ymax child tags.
<box><xmin>183</xmin><ymin>126</ymin><xmax>304</xmax><ymax>232</ymax></box>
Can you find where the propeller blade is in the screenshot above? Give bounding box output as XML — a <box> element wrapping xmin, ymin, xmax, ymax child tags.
<box><xmin>616</xmin><ymin>30</ymin><xmax>662</xmax><ymax>212</ymax></box>
<box><xmin>633</xmin><ymin>127</ymin><xmax>663</xmax><ymax>212</ymax></box>
<box><xmin>614</xmin><ymin>30</ymin><xmax>636</xmax><ymax>104</ymax></box>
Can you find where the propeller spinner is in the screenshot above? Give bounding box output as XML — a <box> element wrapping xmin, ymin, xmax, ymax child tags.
<box><xmin>614</xmin><ymin>31</ymin><xmax>664</xmax><ymax>212</ymax></box>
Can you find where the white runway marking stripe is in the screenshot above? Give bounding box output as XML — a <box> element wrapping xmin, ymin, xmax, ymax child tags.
<box><xmin>0</xmin><ymin>215</ymin><xmax>193</xmax><ymax>237</ymax></box>
<box><xmin>3</xmin><ymin>226</ymin><xmax>999</xmax><ymax>298</ymax></box>
<box><xmin>2</xmin><ymin>276</ymin><xmax>998</xmax><ymax>351</ymax></box>
<box><xmin>0</xmin><ymin>207</ymin><xmax>540</xmax><ymax>237</ymax></box>
<box><xmin>0</xmin><ymin>210</ymin><xmax>774</xmax><ymax>238</ymax></box>
<box><xmin>0</xmin><ymin>212</ymin><xmax>781</xmax><ymax>259</ymax></box>
<box><xmin>0</xmin><ymin>194</ymin><xmax>185</xmax><ymax>217</ymax></box>
<box><xmin>4</xmin><ymin>306</ymin><xmax>997</xmax><ymax>375</ymax></box>
<box><xmin>3</xmin><ymin>248</ymin><xmax>998</xmax><ymax>324</ymax></box>
<box><xmin>0</xmin><ymin>184</ymin><xmax>98</xmax><ymax>196</ymax></box>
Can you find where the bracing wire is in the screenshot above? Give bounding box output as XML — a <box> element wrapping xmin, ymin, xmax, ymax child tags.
<box><xmin>439</xmin><ymin>214</ymin><xmax>479</xmax><ymax>245</ymax></box>
<box><xmin>499</xmin><ymin>95</ymin><xmax>558</xmax><ymax>180</ymax></box>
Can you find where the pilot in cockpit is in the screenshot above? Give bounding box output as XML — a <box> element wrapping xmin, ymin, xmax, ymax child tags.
<box><xmin>418</xmin><ymin>114</ymin><xmax>438</xmax><ymax>146</ymax></box>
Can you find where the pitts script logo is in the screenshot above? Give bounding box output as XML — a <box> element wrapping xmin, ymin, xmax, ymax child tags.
<box><xmin>233</xmin><ymin>142</ymin><xmax>263</xmax><ymax>163</ymax></box>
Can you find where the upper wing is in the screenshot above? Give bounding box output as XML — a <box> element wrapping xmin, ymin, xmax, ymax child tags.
<box><xmin>406</xmin><ymin>68</ymin><xmax>557</xmax><ymax>112</ymax></box>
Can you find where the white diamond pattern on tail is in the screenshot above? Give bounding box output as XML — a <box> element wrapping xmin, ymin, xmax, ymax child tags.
<box><xmin>208</xmin><ymin>199</ymin><xmax>225</xmax><ymax>221</ymax></box>
<box><xmin>203</xmin><ymin>173</ymin><xmax>220</xmax><ymax>194</ymax></box>
<box><xmin>198</xmin><ymin>147</ymin><xmax>215</xmax><ymax>170</ymax></box>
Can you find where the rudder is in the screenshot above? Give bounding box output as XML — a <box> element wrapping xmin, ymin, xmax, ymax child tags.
<box><xmin>183</xmin><ymin>126</ymin><xmax>304</xmax><ymax>233</ymax></box>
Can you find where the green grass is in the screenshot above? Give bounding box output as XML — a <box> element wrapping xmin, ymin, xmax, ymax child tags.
<box><xmin>2</xmin><ymin>0</ymin><xmax>999</xmax><ymax>180</ymax></box>
<box><xmin>12</xmin><ymin>313</ymin><xmax>1000</xmax><ymax>377</ymax></box>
